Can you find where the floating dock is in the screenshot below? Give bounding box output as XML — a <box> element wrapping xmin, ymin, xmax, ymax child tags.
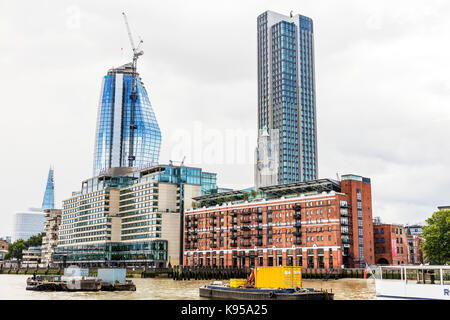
<box><xmin>26</xmin><ymin>267</ymin><xmax>136</xmax><ymax>292</ymax></box>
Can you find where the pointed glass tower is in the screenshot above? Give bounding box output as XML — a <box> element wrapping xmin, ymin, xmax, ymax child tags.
<box><xmin>93</xmin><ymin>63</ymin><xmax>162</xmax><ymax>176</ymax></box>
<box><xmin>42</xmin><ymin>167</ymin><xmax>55</xmax><ymax>209</ymax></box>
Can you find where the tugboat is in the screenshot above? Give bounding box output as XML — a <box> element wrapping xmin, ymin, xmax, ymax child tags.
<box><xmin>199</xmin><ymin>266</ymin><xmax>334</xmax><ymax>300</ymax></box>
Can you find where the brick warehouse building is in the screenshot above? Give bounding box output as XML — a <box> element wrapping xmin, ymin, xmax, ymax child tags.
<box><xmin>184</xmin><ymin>175</ymin><xmax>375</xmax><ymax>269</ymax></box>
<box><xmin>373</xmin><ymin>221</ymin><xmax>409</xmax><ymax>265</ymax></box>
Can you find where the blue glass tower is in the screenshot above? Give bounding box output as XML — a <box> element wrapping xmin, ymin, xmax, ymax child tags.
<box><xmin>255</xmin><ymin>11</ymin><xmax>318</xmax><ymax>188</ymax></box>
<box><xmin>42</xmin><ymin>167</ymin><xmax>55</xmax><ymax>209</ymax></box>
<box><xmin>93</xmin><ymin>63</ymin><xmax>161</xmax><ymax>176</ymax></box>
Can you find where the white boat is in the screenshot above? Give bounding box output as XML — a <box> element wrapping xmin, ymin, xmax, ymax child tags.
<box><xmin>375</xmin><ymin>265</ymin><xmax>450</xmax><ymax>300</ymax></box>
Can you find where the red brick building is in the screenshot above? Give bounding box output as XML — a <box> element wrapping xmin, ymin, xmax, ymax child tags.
<box><xmin>407</xmin><ymin>234</ymin><xmax>423</xmax><ymax>265</ymax></box>
<box><xmin>373</xmin><ymin>222</ymin><xmax>409</xmax><ymax>265</ymax></box>
<box><xmin>184</xmin><ymin>175</ymin><xmax>375</xmax><ymax>269</ymax></box>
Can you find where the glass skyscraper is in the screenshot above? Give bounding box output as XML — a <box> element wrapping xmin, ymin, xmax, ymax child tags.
<box><xmin>93</xmin><ymin>63</ymin><xmax>161</xmax><ymax>176</ymax></box>
<box><xmin>42</xmin><ymin>167</ymin><xmax>55</xmax><ymax>209</ymax></box>
<box><xmin>255</xmin><ymin>11</ymin><xmax>318</xmax><ymax>188</ymax></box>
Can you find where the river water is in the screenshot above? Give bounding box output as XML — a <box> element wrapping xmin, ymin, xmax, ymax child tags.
<box><xmin>0</xmin><ymin>275</ymin><xmax>376</xmax><ymax>300</ymax></box>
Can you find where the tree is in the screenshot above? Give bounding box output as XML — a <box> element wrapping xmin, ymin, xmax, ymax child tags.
<box><xmin>27</xmin><ymin>233</ymin><xmax>45</xmax><ymax>247</ymax></box>
<box><xmin>4</xmin><ymin>232</ymin><xmax>45</xmax><ymax>260</ymax></box>
<box><xmin>250</xmin><ymin>190</ymin><xmax>257</xmax><ymax>199</ymax></box>
<box><xmin>5</xmin><ymin>239</ymin><xmax>27</xmax><ymax>260</ymax></box>
<box><xmin>242</xmin><ymin>192</ymin><xmax>249</xmax><ymax>201</ymax></box>
<box><xmin>420</xmin><ymin>209</ymin><xmax>450</xmax><ymax>265</ymax></box>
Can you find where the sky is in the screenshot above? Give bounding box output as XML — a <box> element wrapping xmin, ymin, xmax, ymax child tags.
<box><xmin>1</xmin><ymin>0</ymin><xmax>449</xmax><ymax>237</ymax></box>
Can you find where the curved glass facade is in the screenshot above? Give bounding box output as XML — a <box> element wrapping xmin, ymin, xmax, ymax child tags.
<box><xmin>93</xmin><ymin>64</ymin><xmax>161</xmax><ymax>176</ymax></box>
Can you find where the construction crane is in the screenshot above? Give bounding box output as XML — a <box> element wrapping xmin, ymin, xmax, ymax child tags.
<box><xmin>169</xmin><ymin>156</ymin><xmax>186</xmax><ymax>167</ymax></box>
<box><xmin>122</xmin><ymin>12</ymin><xmax>144</xmax><ymax>167</ymax></box>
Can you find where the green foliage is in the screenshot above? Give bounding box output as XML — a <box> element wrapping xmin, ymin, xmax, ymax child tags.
<box><xmin>4</xmin><ymin>232</ymin><xmax>45</xmax><ymax>261</ymax></box>
<box><xmin>250</xmin><ymin>190</ymin><xmax>257</xmax><ymax>199</ymax></box>
<box><xmin>420</xmin><ymin>210</ymin><xmax>450</xmax><ymax>265</ymax></box>
<box><xmin>242</xmin><ymin>192</ymin><xmax>249</xmax><ymax>201</ymax></box>
<box><xmin>26</xmin><ymin>233</ymin><xmax>45</xmax><ymax>247</ymax></box>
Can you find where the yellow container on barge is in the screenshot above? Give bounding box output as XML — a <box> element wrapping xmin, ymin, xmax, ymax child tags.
<box><xmin>229</xmin><ymin>278</ymin><xmax>247</xmax><ymax>288</ymax></box>
<box><xmin>254</xmin><ymin>266</ymin><xmax>302</xmax><ymax>289</ymax></box>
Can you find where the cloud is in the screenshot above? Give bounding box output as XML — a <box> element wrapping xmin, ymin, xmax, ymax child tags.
<box><xmin>1</xmin><ymin>0</ymin><xmax>450</xmax><ymax>236</ymax></box>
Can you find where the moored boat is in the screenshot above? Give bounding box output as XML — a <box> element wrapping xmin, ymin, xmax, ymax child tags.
<box><xmin>25</xmin><ymin>267</ymin><xmax>136</xmax><ymax>292</ymax></box>
<box><xmin>375</xmin><ymin>265</ymin><xmax>450</xmax><ymax>300</ymax></box>
<box><xmin>199</xmin><ymin>266</ymin><xmax>334</xmax><ymax>300</ymax></box>
<box><xmin>199</xmin><ymin>283</ymin><xmax>333</xmax><ymax>300</ymax></box>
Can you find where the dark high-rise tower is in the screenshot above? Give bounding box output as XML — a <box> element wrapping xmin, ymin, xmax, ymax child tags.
<box><xmin>255</xmin><ymin>11</ymin><xmax>318</xmax><ymax>188</ymax></box>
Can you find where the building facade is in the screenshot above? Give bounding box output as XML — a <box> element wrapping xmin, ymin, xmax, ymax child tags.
<box><xmin>13</xmin><ymin>210</ymin><xmax>46</xmax><ymax>242</ymax></box>
<box><xmin>22</xmin><ymin>246</ymin><xmax>42</xmax><ymax>267</ymax></box>
<box><xmin>255</xmin><ymin>10</ymin><xmax>318</xmax><ymax>189</ymax></box>
<box><xmin>41</xmin><ymin>209</ymin><xmax>62</xmax><ymax>267</ymax></box>
<box><xmin>373</xmin><ymin>222</ymin><xmax>409</xmax><ymax>265</ymax></box>
<box><xmin>0</xmin><ymin>239</ymin><xmax>8</xmax><ymax>267</ymax></box>
<box><xmin>407</xmin><ymin>234</ymin><xmax>423</xmax><ymax>265</ymax></box>
<box><xmin>184</xmin><ymin>175</ymin><xmax>374</xmax><ymax>269</ymax></box>
<box><xmin>55</xmin><ymin>164</ymin><xmax>217</xmax><ymax>267</ymax></box>
<box><xmin>93</xmin><ymin>63</ymin><xmax>162</xmax><ymax>176</ymax></box>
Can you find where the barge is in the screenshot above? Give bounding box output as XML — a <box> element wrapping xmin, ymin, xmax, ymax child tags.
<box><xmin>200</xmin><ymin>284</ymin><xmax>333</xmax><ymax>300</ymax></box>
<box><xmin>26</xmin><ymin>267</ymin><xmax>136</xmax><ymax>292</ymax></box>
<box><xmin>26</xmin><ymin>275</ymin><xmax>102</xmax><ymax>291</ymax></box>
<box><xmin>199</xmin><ymin>266</ymin><xmax>334</xmax><ymax>300</ymax></box>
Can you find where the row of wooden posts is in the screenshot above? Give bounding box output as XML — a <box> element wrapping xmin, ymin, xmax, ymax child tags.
<box><xmin>0</xmin><ymin>264</ymin><xmax>405</xmax><ymax>280</ymax></box>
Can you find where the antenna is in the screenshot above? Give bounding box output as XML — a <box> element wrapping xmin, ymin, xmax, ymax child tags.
<box><xmin>122</xmin><ymin>12</ymin><xmax>144</xmax><ymax>167</ymax></box>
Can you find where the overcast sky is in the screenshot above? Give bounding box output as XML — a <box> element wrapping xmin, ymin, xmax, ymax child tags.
<box><xmin>1</xmin><ymin>0</ymin><xmax>449</xmax><ymax>237</ymax></box>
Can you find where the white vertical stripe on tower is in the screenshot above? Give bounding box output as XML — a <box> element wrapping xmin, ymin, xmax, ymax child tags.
<box><xmin>111</xmin><ymin>73</ymin><xmax>123</xmax><ymax>168</ymax></box>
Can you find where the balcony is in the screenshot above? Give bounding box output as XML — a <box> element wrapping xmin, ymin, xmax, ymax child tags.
<box><xmin>241</xmin><ymin>226</ymin><xmax>251</xmax><ymax>231</ymax></box>
<box><xmin>293</xmin><ymin>204</ymin><xmax>301</xmax><ymax>211</ymax></box>
<box><xmin>241</xmin><ymin>241</ymin><xmax>252</xmax><ymax>248</ymax></box>
<box><xmin>241</xmin><ymin>219</ymin><xmax>251</xmax><ymax>224</ymax></box>
<box><xmin>242</xmin><ymin>234</ymin><xmax>251</xmax><ymax>239</ymax></box>
<box><xmin>293</xmin><ymin>231</ymin><xmax>302</xmax><ymax>237</ymax></box>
